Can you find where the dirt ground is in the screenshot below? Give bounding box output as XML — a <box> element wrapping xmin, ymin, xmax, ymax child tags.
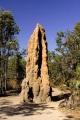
<box><xmin>0</xmin><ymin>95</ymin><xmax>70</xmax><ymax>120</ymax></box>
<box><xmin>59</xmin><ymin>103</ymin><xmax>80</xmax><ymax>120</ymax></box>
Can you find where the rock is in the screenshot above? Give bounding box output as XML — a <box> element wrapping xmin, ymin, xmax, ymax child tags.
<box><xmin>20</xmin><ymin>24</ymin><xmax>52</xmax><ymax>103</ymax></box>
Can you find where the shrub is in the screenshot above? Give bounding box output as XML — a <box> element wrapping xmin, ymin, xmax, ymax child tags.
<box><xmin>66</xmin><ymin>79</ymin><xmax>80</xmax><ymax>92</ymax></box>
<box><xmin>7</xmin><ymin>80</ymin><xmax>18</xmax><ymax>90</ymax></box>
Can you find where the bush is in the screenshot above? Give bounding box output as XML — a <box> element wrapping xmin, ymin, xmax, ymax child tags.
<box><xmin>66</xmin><ymin>79</ymin><xmax>80</xmax><ymax>91</ymax></box>
<box><xmin>7</xmin><ymin>80</ymin><xmax>18</xmax><ymax>90</ymax></box>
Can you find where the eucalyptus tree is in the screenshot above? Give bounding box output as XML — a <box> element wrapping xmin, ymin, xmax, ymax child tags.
<box><xmin>0</xmin><ymin>8</ymin><xmax>20</xmax><ymax>94</ymax></box>
<box><xmin>55</xmin><ymin>22</ymin><xmax>80</xmax><ymax>83</ymax></box>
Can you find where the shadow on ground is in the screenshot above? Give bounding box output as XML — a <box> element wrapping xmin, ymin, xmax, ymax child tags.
<box><xmin>51</xmin><ymin>93</ymin><xmax>71</xmax><ymax>101</ymax></box>
<box><xmin>62</xmin><ymin>115</ymin><xmax>74</xmax><ymax>120</ymax></box>
<box><xmin>0</xmin><ymin>99</ymin><xmax>55</xmax><ymax>119</ymax></box>
<box><xmin>0</xmin><ymin>92</ymin><xmax>72</xmax><ymax>120</ymax></box>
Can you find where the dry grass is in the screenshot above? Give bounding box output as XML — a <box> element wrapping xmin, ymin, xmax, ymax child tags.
<box><xmin>59</xmin><ymin>101</ymin><xmax>80</xmax><ymax>119</ymax></box>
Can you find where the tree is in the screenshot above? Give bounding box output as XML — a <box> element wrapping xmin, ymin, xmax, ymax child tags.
<box><xmin>16</xmin><ymin>51</ymin><xmax>26</xmax><ymax>84</ymax></box>
<box><xmin>7</xmin><ymin>55</ymin><xmax>26</xmax><ymax>90</ymax></box>
<box><xmin>55</xmin><ymin>22</ymin><xmax>80</xmax><ymax>84</ymax></box>
<box><xmin>0</xmin><ymin>8</ymin><xmax>20</xmax><ymax>94</ymax></box>
<box><xmin>48</xmin><ymin>51</ymin><xmax>55</xmax><ymax>81</ymax></box>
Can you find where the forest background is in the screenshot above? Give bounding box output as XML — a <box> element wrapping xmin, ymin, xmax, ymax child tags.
<box><xmin>0</xmin><ymin>8</ymin><xmax>80</xmax><ymax>95</ymax></box>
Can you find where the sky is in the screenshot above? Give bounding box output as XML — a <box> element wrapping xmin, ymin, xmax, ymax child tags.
<box><xmin>0</xmin><ymin>0</ymin><xmax>80</xmax><ymax>51</ymax></box>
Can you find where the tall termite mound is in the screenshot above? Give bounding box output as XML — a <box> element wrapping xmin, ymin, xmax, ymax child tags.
<box><xmin>20</xmin><ymin>24</ymin><xmax>52</xmax><ymax>103</ymax></box>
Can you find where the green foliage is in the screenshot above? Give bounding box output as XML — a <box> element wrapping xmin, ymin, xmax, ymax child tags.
<box><xmin>74</xmin><ymin>22</ymin><xmax>80</xmax><ymax>36</ymax></box>
<box><xmin>76</xmin><ymin>65</ymin><xmax>80</xmax><ymax>79</ymax></box>
<box><xmin>48</xmin><ymin>51</ymin><xmax>55</xmax><ymax>81</ymax></box>
<box><xmin>7</xmin><ymin>55</ymin><xmax>26</xmax><ymax>90</ymax></box>
<box><xmin>67</xmin><ymin>79</ymin><xmax>77</xmax><ymax>90</ymax></box>
<box><xmin>0</xmin><ymin>8</ymin><xmax>20</xmax><ymax>94</ymax></box>
<box><xmin>49</xmin><ymin>22</ymin><xmax>80</xmax><ymax>87</ymax></box>
<box><xmin>7</xmin><ymin>57</ymin><xmax>17</xmax><ymax>80</ymax></box>
<box><xmin>48</xmin><ymin>51</ymin><xmax>55</xmax><ymax>62</ymax></box>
